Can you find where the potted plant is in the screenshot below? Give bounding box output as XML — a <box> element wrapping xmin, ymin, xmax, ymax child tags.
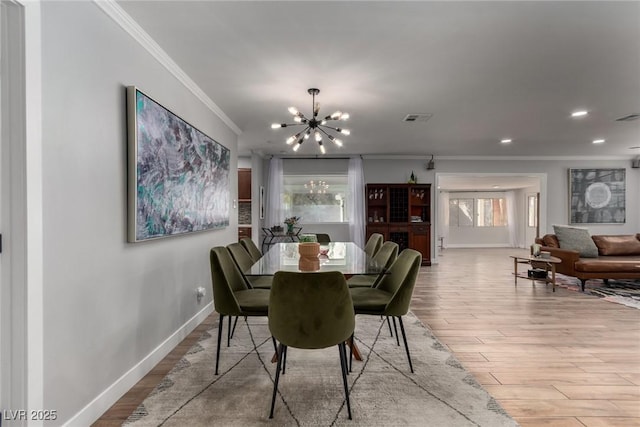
<box><xmin>284</xmin><ymin>216</ymin><xmax>300</xmax><ymax>234</ymax></box>
<box><xmin>298</xmin><ymin>233</ymin><xmax>320</xmax><ymax>267</ymax></box>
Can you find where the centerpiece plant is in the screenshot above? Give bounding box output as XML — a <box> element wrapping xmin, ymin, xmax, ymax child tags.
<box><xmin>284</xmin><ymin>216</ymin><xmax>300</xmax><ymax>234</ymax></box>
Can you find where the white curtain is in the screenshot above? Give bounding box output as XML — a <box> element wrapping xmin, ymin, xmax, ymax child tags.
<box><xmin>506</xmin><ymin>190</ymin><xmax>519</xmax><ymax>247</ymax></box>
<box><xmin>438</xmin><ymin>191</ymin><xmax>450</xmax><ymax>248</ymax></box>
<box><xmin>265</xmin><ymin>157</ymin><xmax>283</xmax><ymax>229</ymax></box>
<box><xmin>347</xmin><ymin>157</ymin><xmax>365</xmax><ymax>248</ymax></box>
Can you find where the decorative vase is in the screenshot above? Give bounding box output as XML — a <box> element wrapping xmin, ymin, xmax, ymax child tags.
<box><xmin>298</xmin><ymin>242</ymin><xmax>320</xmax><ymax>271</ymax></box>
<box><xmin>298</xmin><ymin>258</ymin><xmax>320</xmax><ymax>272</ymax></box>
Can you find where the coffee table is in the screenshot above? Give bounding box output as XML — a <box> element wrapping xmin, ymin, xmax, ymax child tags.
<box><xmin>510</xmin><ymin>255</ymin><xmax>562</xmax><ymax>292</ymax></box>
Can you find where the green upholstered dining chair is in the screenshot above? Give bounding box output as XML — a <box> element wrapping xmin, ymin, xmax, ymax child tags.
<box><xmin>240</xmin><ymin>237</ymin><xmax>263</xmax><ymax>262</ymax></box>
<box><xmin>364</xmin><ymin>233</ymin><xmax>383</xmax><ymax>257</ymax></box>
<box><xmin>315</xmin><ymin>233</ymin><xmax>331</xmax><ymax>244</ymax></box>
<box><xmin>268</xmin><ymin>271</ymin><xmax>355</xmax><ymax>420</ymax></box>
<box><xmin>227</xmin><ymin>242</ymin><xmax>272</xmax><ymax>289</ymax></box>
<box><xmin>349</xmin><ymin>249</ymin><xmax>422</xmax><ymax>373</ymax></box>
<box><xmin>209</xmin><ymin>246</ymin><xmax>271</xmax><ymax>375</ymax></box>
<box><xmin>348</xmin><ymin>241</ymin><xmax>399</xmax><ymax>288</ymax></box>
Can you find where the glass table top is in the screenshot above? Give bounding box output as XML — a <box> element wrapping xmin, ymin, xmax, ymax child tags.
<box><xmin>245</xmin><ymin>242</ymin><xmax>384</xmax><ymax>276</ymax></box>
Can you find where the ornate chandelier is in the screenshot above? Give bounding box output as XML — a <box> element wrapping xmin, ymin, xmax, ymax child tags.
<box><xmin>271</xmin><ymin>88</ymin><xmax>350</xmax><ymax>154</ymax></box>
<box><xmin>304</xmin><ymin>180</ymin><xmax>329</xmax><ymax>194</ymax></box>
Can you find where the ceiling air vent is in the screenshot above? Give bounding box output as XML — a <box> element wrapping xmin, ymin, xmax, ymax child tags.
<box><xmin>403</xmin><ymin>113</ymin><xmax>433</xmax><ymax>123</ymax></box>
<box><xmin>615</xmin><ymin>113</ymin><xmax>640</xmax><ymax>122</ymax></box>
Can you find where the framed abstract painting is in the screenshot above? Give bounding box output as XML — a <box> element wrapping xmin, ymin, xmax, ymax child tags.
<box><xmin>126</xmin><ymin>86</ymin><xmax>230</xmax><ymax>242</ymax></box>
<box><xmin>568</xmin><ymin>168</ymin><xmax>625</xmax><ymax>224</ymax></box>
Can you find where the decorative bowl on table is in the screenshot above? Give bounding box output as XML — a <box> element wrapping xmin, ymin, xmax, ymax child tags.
<box><xmin>319</xmin><ymin>246</ymin><xmax>329</xmax><ymax>257</ymax></box>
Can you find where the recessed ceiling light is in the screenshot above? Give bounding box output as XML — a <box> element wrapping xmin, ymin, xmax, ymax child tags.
<box><xmin>571</xmin><ymin>110</ymin><xmax>588</xmax><ymax>118</ymax></box>
<box><xmin>500</xmin><ymin>139</ymin><xmax>512</xmax><ymax>144</ymax></box>
<box><xmin>492</xmin><ymin>185</ymin><xmax>500</xmax><ymax>189</ymax></box>
<box><xmin>593</xmin><ymin>139</ymin><xmax>605</xmax><ymax>144</ymax></box>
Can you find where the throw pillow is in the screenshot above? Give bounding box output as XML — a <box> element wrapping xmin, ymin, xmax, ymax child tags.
<box><xmin>541</xmin><ymin>234</ymin><xmax>560</xmax><ymax>248</ymax></box>
<box><xmin>592</xmin><ymin>235</ymin><xmax>640</xmax><ymax>256</ymax></box>
<box><xmin>553</xmin><ymin>225</ymin><xmax>599</xmax><ymax>258</ymax></box>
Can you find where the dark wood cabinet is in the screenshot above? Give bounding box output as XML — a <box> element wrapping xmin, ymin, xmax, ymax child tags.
<box><xmin>238</xmin><ymin>227</ymin><xmax>251</xmax><ymax>240</ymax></box>
<box><xmin>366</xmin><ymin>183</ymin><xmax>431</xmax><ymax>265</ymax></box>
<box><xmin>238</xmin><ymin>168</ymin><xmax>252</xmax><ymax>241</ymax></box>
<box><xmin>238</xmin><ymin>168</ymin><xmax>251</xmax><ymax>201</ymax></box>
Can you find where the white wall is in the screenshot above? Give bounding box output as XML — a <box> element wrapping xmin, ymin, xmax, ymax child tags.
<box><xmin>41</xmin><ymin>2</ymin><xmax>237</xmax><ymax>423</ymax></box>
<box><xmin>437</xmin><ymin>158</ymin><xmax>640</xmax><ymax>235</ymax></box>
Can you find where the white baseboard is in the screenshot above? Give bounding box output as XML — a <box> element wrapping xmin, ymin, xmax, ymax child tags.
<box><xmin>64</xmin><ymin>302</ymin><xmax>214</xmax><ymax>427</ymax></box>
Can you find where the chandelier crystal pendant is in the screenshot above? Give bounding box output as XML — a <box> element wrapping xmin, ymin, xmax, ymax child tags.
<box><xmin>304</xmin><ymin>180</ymin><xmax>329</xmax><ymax>194</ymax></box>
<box><xmin>271</xmin><ymin>88</ymin><xmax>350</xmax><ymax>154</ymax></box>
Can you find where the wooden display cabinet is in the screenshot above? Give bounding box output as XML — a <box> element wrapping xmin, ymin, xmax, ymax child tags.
<box><xmin>238</xmin><ymin>168</ymin><xmax>252</xmax><ymax>201</ymax></box>
<box><xmin>238</xmin><ymin>168</ymin><xmax>252</xmax><ymax>241</ymax></box>
<box><xmin>366</xmin><ymin>183</ymin><xmax>431</xmax><ymax>265</ymax></box>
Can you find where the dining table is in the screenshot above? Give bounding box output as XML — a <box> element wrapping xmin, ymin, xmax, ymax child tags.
<box><xmin>244</xmin><ymin>241</ymin><xmax>384</xmax><ymax>362</ymax></box>
<box><xmin>245</xmin><ymin>241</ymin><xmax>385</xmax><ymax>277</ymax></box>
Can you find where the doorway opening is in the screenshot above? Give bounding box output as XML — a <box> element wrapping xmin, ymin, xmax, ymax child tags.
<box><xmin>435</xmin><ymin>173</ymin><xmax>546</xmax><ymax>256</ymax></box>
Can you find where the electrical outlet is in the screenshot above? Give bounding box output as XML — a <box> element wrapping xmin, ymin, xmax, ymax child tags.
<box><xmin>196</xmin><ymin>286</ymin><xmax>206</xmax><ymax>303</ymax></box>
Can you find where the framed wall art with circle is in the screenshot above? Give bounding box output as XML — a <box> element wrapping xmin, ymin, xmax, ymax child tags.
<box><xmin>568</xmin><ymin>168</ymin><xmax>625</xmax><ymax>224</ymax></box>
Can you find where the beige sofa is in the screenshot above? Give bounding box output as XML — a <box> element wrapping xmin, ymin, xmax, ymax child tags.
<box><xmin>535</xmin><ymin>234</ymin><xmax>640</xmax><ymax>291</ymax></box>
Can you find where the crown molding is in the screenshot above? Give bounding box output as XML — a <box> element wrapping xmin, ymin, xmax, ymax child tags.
<box><xmin>93</xmin><ymin>0</ymin><xmax>242</xmax><ymax>136</ymax></box>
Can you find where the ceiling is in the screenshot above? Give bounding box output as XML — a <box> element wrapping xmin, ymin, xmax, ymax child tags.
<box><xmin>117</xmin><ymin>1</ymin><xmax>640</xmax><ymax>159</ymax></box>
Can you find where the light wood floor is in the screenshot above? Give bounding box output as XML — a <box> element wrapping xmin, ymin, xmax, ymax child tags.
<box><xmin>95</xmin><ymin>248</ymin><xmax>640</xmax><ymax>426</ymax></box>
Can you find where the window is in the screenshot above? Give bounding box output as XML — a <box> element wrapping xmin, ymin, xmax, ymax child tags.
<box><xmin>283</xmin><ymin>175</ymin><xmax>348</xmax><ymax>223</ymax></box>
<box><xmin>449</xmin><ymin>198</ymin><xmax>474</xmax><ymax>227</ymax></box>
<box><xmin>528</xmin><ymin>194</ymin><xmax>538</xmax><ymax>227</ymax></box>
<box><xmin>449</xmin><ymin>196</ymin><xmax>507</xmax><ymax>227</ymax></box>
<box><xmin>476</xmin><ymin>198</ymin><xmax>506</xmax><ymax>227</ymax></box>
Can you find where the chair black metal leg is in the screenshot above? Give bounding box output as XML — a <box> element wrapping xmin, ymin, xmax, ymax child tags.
<box><xmin>282</xmin><ymin>345</ymin><xmax>288</xmax><ymax>374</ymax></box>
<box><xmin>272</xmin><ymin>336</ymin><xmax>278</xmax><ymax>354</ymax></box>
<box><xmin>269</xmin><ymin>343</ymin><xmax>285</xmax><ymax>419</ymax></box>
<box><xmin>338</xmin><ymin>342</ymin><xmax>352</xmax><ymax>420</ymax></box>
<box><xmin>349</xmin><ymin>334</ymin><xmax>354</xmax><ymax>373</ymax></box>
<box><xmin>227</xmin><ymin>316</ymin><xmax>232</xmax><ymax>347</ymax></box>
<box><xmin>391</xmin><ymin>317</ymin><xmax>400</xmax><ymax>346</ymax></box>
<box><xmin>215</xmin><ymin>314</ymin><xmax>224</xmax><ymax>375</ymax></box>
<box><xmin>397</xmin><ymin>316</ymin><xmax>414</xmax><ymax>373</ymax></box>
<box><xmin>386</xmin><ymin>316</ymin><xmax>394</xmax><ymax>337</ymax></box>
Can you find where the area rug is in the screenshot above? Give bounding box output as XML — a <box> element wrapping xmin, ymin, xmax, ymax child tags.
<box><xmin>124</xmin><ymin>313</ymin><xmax>517</xmax><ymax>426</ymax></box>
<box><xmin>554</xmin><ymin>275</ymin><xmax>640</xmax><ymax>310</ymax></box>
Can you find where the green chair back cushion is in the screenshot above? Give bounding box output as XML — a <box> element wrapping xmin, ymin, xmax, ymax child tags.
<box><xmin>240</xmin><ymin>237</ymin><xmax>263</xmax><ymax>262</ymax></box>
<box><xmin>375</xmin><ymin>249</ymin><xmax>422</xmax><ymax>316</ymax></box>
<box><xmin>315</xmin><ymin>233</ymin><xmax>331</xmax><ymax>244</ymax></box>
<box><xmin>269</xmin><ymin>271</ymin><xmax>355</xmax><ymax>349</ymax></box>
<box><xmin>227</xmin><ymin>242</ymin><xmax>254</xmax><ymax>272</ymax></box>
<box><xmin>373</xmin><ymin>241</ymin><xmax>399</xmax><ymax>270</ymax></box>
<box><xmin>210</xmin><ymin>247</ymin><xmax>249</xmax><ymax>315</ymax></box>
<box><xmin>364</xmin><ymin>233</ymin><xmax>383</xmax><ymax>257</ymax></box>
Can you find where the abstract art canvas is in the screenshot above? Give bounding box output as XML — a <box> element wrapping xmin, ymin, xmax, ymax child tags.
<box><xmin>569</xmin><ymin>168</ymin><xmax>625</xmax><ymax>224</ymax></box>
<box><xmin>127</xmin><ymin>87</ymin><xmax>230</xmax><ymax>242</ymax></box>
